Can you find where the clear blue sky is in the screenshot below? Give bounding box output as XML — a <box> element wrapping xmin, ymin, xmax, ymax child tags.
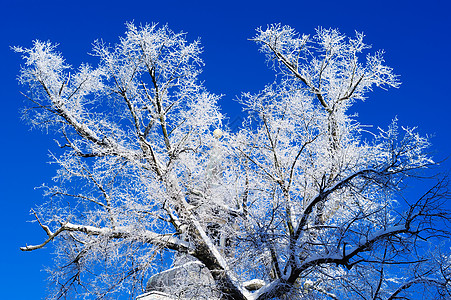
<box><xmin>1</xmin><ymin>0</ymin><xmax>450</xmax><ymax>298</ymax></box>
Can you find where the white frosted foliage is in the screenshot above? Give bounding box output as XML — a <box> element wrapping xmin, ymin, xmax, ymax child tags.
<box><xmin>15</xmin><ymin>23</ymin><xmax>450</xmax><ymax>300</ymax></box>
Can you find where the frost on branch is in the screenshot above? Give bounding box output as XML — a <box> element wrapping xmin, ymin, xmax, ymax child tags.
<box><xmin>16</xmin><ymin>23</ymin><xmax>450</xmax><ymax>300</ymax></box>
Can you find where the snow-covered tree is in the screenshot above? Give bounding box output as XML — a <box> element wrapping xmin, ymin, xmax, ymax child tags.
<box><xmin>16</xmin><ymin>23</ymin><xmax>450</xmax><ymax>300</ymax></box>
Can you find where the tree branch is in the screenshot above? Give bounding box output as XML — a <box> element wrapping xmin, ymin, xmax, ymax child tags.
<box><xmin>21</xmin><ymin>221</ymin><xmax>194</xmax><ymax>253</ymax></box>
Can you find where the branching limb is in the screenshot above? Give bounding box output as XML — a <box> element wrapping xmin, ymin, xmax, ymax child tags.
<box><xmin>21</xmin><ymin>220</ymin><xmax>194</xmax><ymax>254</ymax></box>
<box><xmin>387</xmin><ymin>277</ymin><xmax>449</xmax><ymax>300</ymax></box>
<box><xmin>254</xmin><ymin>37</ymin><xmax>332</xmax><ymax>113</ymax></box>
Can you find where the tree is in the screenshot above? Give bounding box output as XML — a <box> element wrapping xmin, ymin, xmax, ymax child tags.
<box><xmin>15</xmin><ymin>23</ymin><xmax>450</xmax><ymax>300</ymax></box>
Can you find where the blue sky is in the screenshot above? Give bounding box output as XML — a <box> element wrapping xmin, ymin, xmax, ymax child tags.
<box><xmin>0</xmin><ymin>0</ymin><xmax>450</xmax><ymax>298</ymax></box>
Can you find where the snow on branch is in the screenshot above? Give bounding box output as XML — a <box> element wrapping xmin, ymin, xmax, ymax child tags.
<box><xmin>21</xmin><ymin>214</ymin><xmax>194</xmax><ymax>253</ymax></box>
